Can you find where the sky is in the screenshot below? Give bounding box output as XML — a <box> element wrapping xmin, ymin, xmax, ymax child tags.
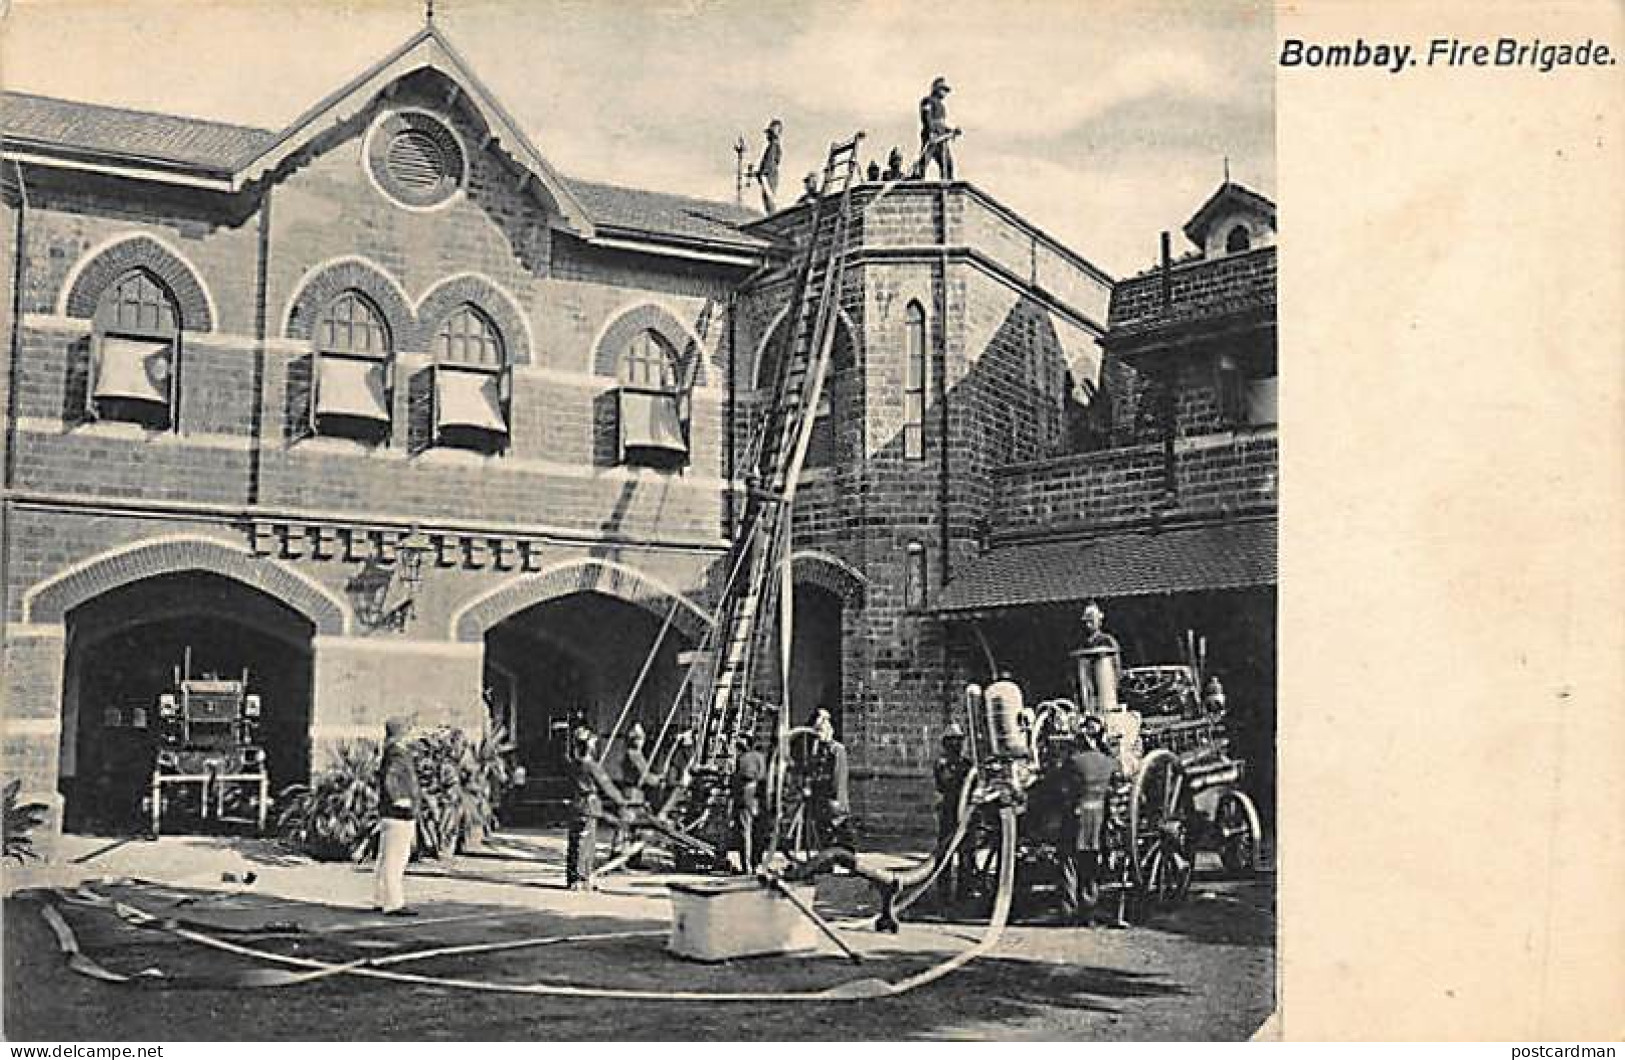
<box><xmin>1</xmin><ymin>0</ymin><xmax>1274</xmax><ymax>278</ymax></box>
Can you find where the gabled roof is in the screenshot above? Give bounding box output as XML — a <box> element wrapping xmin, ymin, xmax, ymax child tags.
<box><xmin>0</xmin><ymin>91</ymin><xmax>274</xmax><ymax>175</ymax></box>
<box><xmin>0</xmin><ymin>26</ymin><xmax>771</xmax><ymax>258</ymax></box>
<box><xmin>1182</xmin><ymin>181</ymin><xmax>1276</xmax><ymax>247</ymax></box>
<box><xmin>232</xmin><ymin>23</ymin><xmax>592</xmax><ymax>236</ymax></box>
<box><xmin>566</xmin><ymin>178</ymin><xmax>765</xmax><ymax>252</ymax></box>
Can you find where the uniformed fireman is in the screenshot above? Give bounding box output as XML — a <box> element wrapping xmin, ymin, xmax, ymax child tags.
<box><xmin>1080</xmin><ymin>600</ymin><xmax>1119</xmax><ymax>653</ymax></box>
<box><xmin>756</xmin><ymin>119</ymin><xmax>783</xmax><ymax>213</ymax></box>
<box><xmin>1053</xmin><ymin>722</ymin><xmax>1121</xmax><ymax>926</ymax></box>
<box><xmin>374</xmin><ymin>716</ymin><xmax>421</xmax><ymax>916</ymax></box>
<box><xmin>617</xmin><ymin>722</ymin><xmax>663</xmax><ymax>805</ymax></box>
<box><xmin>797</xmin><ymin>170</ymin><xmax>821</xmax><ymax>205</ymax></box>
<box><xmin>932</xmin><ymin>722</ymin><xmax>974</xmax><ymax>906</ymax></box>
<box><xmin>1076</xmin><ymin>599</ymin><xmax>1123</xmax><ymax>713</ymax></box>
<box><xmin>916</xmin><ymin>76</ymin><xmax>960</xmax><ymax>181</ymax></box>
<box><xmin>882</xmin><ymin>146</ymin><xmax>908</xmax><ymax>182</ymax></box>
<box><xmin>806</xmin><ymin>708</ymin><xmax>851</xmax><ymax>847</ymax></box>
<box><xmin>612</xmin><ymin>722</ymin><xmax>663</xmax><ymax>853</ymax></box>
<box><xmin>565</xmin><ymin>727</ymin><xmax>630</xmax><ymax>892</ymax></box>
<box><xmin>731</xmin><ymin>733</ymin><xmax>768</xmax><ymax>871</ymax></box>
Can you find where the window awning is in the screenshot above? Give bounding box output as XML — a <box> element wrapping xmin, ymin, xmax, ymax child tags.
<box><xmin>937</xmin><ymin>518</ymin><xmax>1276</xmax><ymax>617</ymax></box>
<box><xmin>434</xmin><ymin>366</ymin><xmax>507</xmax><ymax>434</ymax></box>
<box><xmin>94</xmin><ymin>335</ymin><xmax>172</xmax><ymax>404</ymax></box>
<box><xmin>618</xmin><ymin>387</ymin><xmax>688</xmax><ymax>457</ymax></box>
<box><xmin>316</xmin><ymin>354</ymin><xmax>391</xmax><ymax>423</ymax></box>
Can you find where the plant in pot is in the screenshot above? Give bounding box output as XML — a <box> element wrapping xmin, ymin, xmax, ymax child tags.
<box><xmin>410</xmin><ymin>723</ymin><xmax>515</xmax><ymax>857</ymax></box>
<box><xmin>3</xmin><ymin>779</ymin><xmax>50</xmax><ymax>864</ymax></box>
<box><xmin>275</xmin><ymin>741</ymin><xmax>381</xmax><ymax>862</ymax></box>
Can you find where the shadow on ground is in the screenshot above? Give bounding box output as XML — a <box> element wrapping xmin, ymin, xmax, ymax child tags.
<box><xmin>5</xmin><ymin>880</ymin><xmax>1188</xmax><ymax>1042</ymax></box>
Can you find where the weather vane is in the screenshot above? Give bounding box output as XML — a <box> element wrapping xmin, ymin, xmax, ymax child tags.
<box><xmin>425</xmin><ymin>0</ymin><xmax>435</xmax><ymax>23</ymax></box>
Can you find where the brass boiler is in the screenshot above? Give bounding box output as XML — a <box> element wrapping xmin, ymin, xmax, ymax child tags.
<box><xmin>1073</xmin><ymin>645</ymin><xmax>1120</xmax><ymax>716</ymax></box>
<box><xmin>981</xmin><ymin>678</ymin><xmax>1035</xmax><ymax>761</ymax></box>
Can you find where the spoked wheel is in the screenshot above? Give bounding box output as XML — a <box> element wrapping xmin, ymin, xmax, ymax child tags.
<box><xmin>1128</xmin><ymin>748</ymin><xmax>1195</xmax><ymax>911</ymax></box>
<box><xmin>774</xmin><ymin>791</ymin><xmax>825</xmax><ymax>865</ymax></box>
<box><xmin>772</xmin><ymin>727</ymin><xmax>829</xmax><ymax>868</ymax></box>
<box><xmin>1215</xmin><ymin>788</ymin><xmax>1263</xmax><ymax>876</ymax></box>
<box><xmin>960</xmin><ymin>805</ymin><xmax>1007</xmax><ymax>911</ymax></box>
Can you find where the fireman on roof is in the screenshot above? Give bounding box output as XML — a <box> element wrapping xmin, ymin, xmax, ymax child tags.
<box><xmin>756</xmin><ymin>118</ymin><xmax>783</xmax><ymax>213</ymax></box>
<box><xmin>917</xmin><ymin>76</ymin><xmax>960</xmax><ymax>181</ymax></box>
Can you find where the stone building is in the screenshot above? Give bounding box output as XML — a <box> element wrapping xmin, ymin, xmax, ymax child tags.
<box><xmin>936</xmin><ymin>180</ymin><xmax>1279</xmax><ymax>820</ymax></box>
<box><xmin>0</xmin><ymin>22</ymin><xmax>1269</xmax><ymax>838</ymax></box>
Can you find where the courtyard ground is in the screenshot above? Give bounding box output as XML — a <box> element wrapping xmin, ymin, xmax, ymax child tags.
<box><xmin>3</xmin><ymin>830</ymin><xmax>1274</xmax><ymax>1041</ymax></box>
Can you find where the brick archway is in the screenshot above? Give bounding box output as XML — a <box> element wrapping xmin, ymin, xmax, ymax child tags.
<box><xmin>452</xmin><ymin>558</ymin><xmax>712</xmax><ymax>643</ymax></box>
<box><xmin>751</xmin><ymin>306</ymin><xmax>859</xmax><ymax>390</ymax></box>
<box><xmin>24</xmin><ymin>535</ymin><xmax>348</xmax><ymax>635</ymax></box>
<box><xmin>592</xmin><ymin>302</ymin><xmax>710</xmax><ymax>387</ymax></box>
<box><xmin>791</xmin><ymin>550</ymin><xmax>867</xmax><ymax>607</ymax></box>
<box><xmin>61</xmin><ymin>234</ymin><xmax>217</xmax><ymax>332</ymax></box>
<box><xmin>282</xmin><ymin>256</ymin><xmax>414</xmax><ymax>344</ymax></box>
<box><xmin>414</xmin><ymin>273</ymin><xmax>532</xmax><ymax>365</ymax></box>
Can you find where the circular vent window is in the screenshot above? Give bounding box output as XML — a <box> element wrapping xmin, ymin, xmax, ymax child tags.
<box><xmin>366</xmin><ymin>111</ymin><xmax>465</xmax><ymax>209</ymax></box>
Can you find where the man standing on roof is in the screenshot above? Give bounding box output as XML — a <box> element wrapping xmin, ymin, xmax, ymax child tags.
<box><xmin>756</xmin><ymin>119</ymin><xmax>783</xmax><ymax>213</ymax></box>
<box><xmin>797</xmin><ymin>170</ymin><xmax>821</xmax><ymax>205</ymax></box>
<box><xmin>916</xmin><ymin>76</ymin><xmax>961</xmax><ymax>181</ymax></box>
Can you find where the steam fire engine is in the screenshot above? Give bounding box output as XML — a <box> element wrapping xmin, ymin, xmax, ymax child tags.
<box><xmin>144</xmin><ymin>649</ymin><xmax>271</xmax><ymax>837</ymax></box>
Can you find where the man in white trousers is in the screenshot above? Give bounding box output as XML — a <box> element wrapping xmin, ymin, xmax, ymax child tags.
<box><xmin>374</xmin><ymin>716</ymin><xmax>421</xmax><ymax>916</ymax></box>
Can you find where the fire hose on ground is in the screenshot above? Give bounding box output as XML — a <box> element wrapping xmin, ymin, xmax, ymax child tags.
<box><xmin>31</xmin><ymin>805</ymin><xmax>1018</xmax><ymax>1003</ymax></box>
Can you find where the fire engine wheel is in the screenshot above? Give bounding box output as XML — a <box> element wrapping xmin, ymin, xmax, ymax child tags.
<box><xmin>1215</xmin><ymin>789</ymin><xmax>1263</xmax><ymax>876</ymax></box>
<box><xmin>1128</xmin><ymin>749</ymin><xmax>1194</xmax><ymax>908</ymax></box>
<box><xmin>960</xmin><ymin>809</ymin><xmax>1007</xmax><ymax>909</ymax></box>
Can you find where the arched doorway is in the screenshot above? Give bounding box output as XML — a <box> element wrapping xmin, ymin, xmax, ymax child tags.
<box><xmin>60</xmin><ymin>571</ymin><xmax>315</xmax><ymax>833</ymax></box>
<box><xmin>787</xmin><ymin>582</ymin><xmax>845</xmax><ymax>737</ymax></box>
<box><xmin>484</xmin><ymin>591</ymin><xmax>695</xmax><ymax>818</ymax></box>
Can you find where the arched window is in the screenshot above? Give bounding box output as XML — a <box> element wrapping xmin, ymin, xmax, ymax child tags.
<box><xmin>904</xmin><ymin>541</ymin><xmax>928</xmax><ymax>611</ymax></box>
<box><xmin>620</xmin><ymin>329</ymin><xmax>681</xmax><ymax>391</ymax></box>
<box><xmin>97</xmin><ymin>269</ymin><xmax>178</xmax><ymax>336</ymax></box>
<box><xmin>317</xmin><ymin>291</ymin><xmax>390</xmax><ymax>356</ymax></box>
<box><xmin>435</xmin><ymin>304</ymin><xmax>504</xmax><ymax>369</ymax></box>
<box><xmin>430</xmin><ymin>303</ymin><xmax>509</xmax><ymax>447</ymax></box>
<box><xmin>312</xmin><ymin>291</ymin><xmax>393</xmax><ymax>433</ymax></box>
<box><xmin>1225</xmin><ymin>225</ymin><xmax>1251</xmax><ymax>253</ymax></box>
<box><xmin>902</xmin><ymin>301</ymin><xmax>927</xmax><ymax>460</ymax></box>
<box><xmin>90</xmin><ymin>268</ymin><xmax>181</xmax><ymax>427</ymax></box>
<box><xmin>616</xmin><ymin>329</ymin><xmax>688</xmax><ymax>466</ymax></box>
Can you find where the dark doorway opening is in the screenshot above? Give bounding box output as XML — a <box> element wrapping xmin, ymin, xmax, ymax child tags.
<box><xmin>787</xmin><ymin>582</ymin><xmax>845</xmax><ymax>737</ymax></box>
<box><xmin>484</xmin><ymin>591</ymin><xmax>694</xmax><ymax>821</ymax></box>
<box><xmin>59</xmin><ymin>572</ymin><xmax>315</xmax><ymax>834</ymax></box>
